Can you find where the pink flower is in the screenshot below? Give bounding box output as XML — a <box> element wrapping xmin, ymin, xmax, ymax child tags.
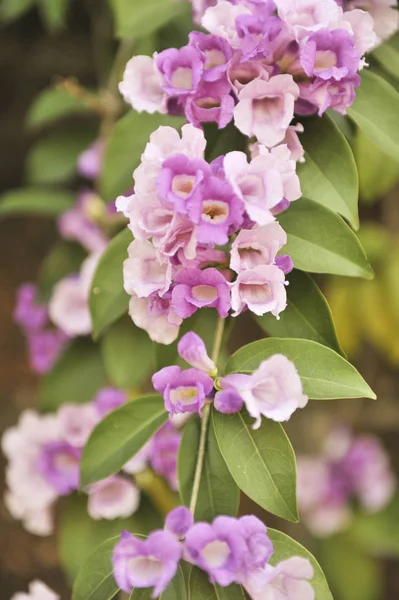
<box><xmin>350</xmin><ymin>0</ymin><xmax>399</xmax><ymax>45</ymax></box>
<box><xmin>152</xmin><ymin>365</ymin><xmax>214</xmax><ymax>416</ymax></box>
<box><xmin>221</xmin><ymin>354</ymin><xmax>308</xmax><ymax>427</ymax></box>
<box><xmin>230</xmin><ymin>223</ymin><xmax>288</xmax><ymax>273</ymax></box>
<box><xmin>119</xmin><ymin>55</ymin><xmax>166</xmax><ymax>114</ymax></box>
<box><xmin>178</xmin><ymin>331</ymin><xmax>217</xmax><ymax>375</ymax></box>
<box><xmin>123</xmin><ymin>240</ymin><xmax>172</xmax><ymax>298</ymax></box>
<box><xmin>172</xmin><ymin>268</ymin><xmax>231</xmax><ymax>319</ymax></box>
<box><xmin>10</xmin><ymin>580</ymin><xmax>59</xmax><ymax>600</ymax></box>
<box><xmin>77</xmin><ymin>140</ymin><xmax>105</xmax><ymax>181</ymax></box>
<box><xmin>58</xmin><ymin>403</ymin><xmax>99</xmax><ymax>448</ymax></box>
<box><xmin>274</xmin><ymin>0</ymin><xmax>342</xmax><ymax>40</ymax></box>
<box><xmin>128</xmin><ymin>293</ymin><xmax>183</xmax><ymax>345</ymax></box>
<box><xmin>244</xmin><ymin>557</ymin><xmax>315</xmax><ymax>600</ymax></box>
<box><xmin>234</xmin><ymin>76</ymin><xmax>300</xmax><ymax>147</ymax></box>
<box><xmin>231</xmin><ymin>265</ymin><xmax>287</xmax><ymax>318</ymax></box>
<box><xmin>201</xmin><ymin>1</ymin><xmax>252</xmax><ymax>48</ymax></box>
<box><xmin>57</xmin><ymin>191</ymin><xmax>109</xmax><ymax>253</ymax></box>
<box><xmin>87</xmin><ymin>476</ymin><xmax>140</xmax><ymax>520</ymax></box>
<box><xmin>339</xmin><ymin>8</ymin><xmax>377</xmax><ymax>55</ymax></box>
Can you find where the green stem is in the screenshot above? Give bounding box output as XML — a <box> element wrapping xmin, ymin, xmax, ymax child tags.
<box><xmin>189</xmin><ymin>316</ymin><xmax>225</xmax><ymax>515</ymax></box>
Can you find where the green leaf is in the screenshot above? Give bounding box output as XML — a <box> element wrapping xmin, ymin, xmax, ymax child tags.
<box><xmin>189</xmin><ymin>567</ymin><xmax>246</xmax><ymax>599</ymax></box>
<box><xmin>373</xmin><ymin>34</ymin><xmax>399</xmax><ymax>83</ymax></box>
<box><xmin>255</xmin><ymin>270</ymin><xmax>343</xmax><ymax>354</ymax></box>
<box><xmin>101</xmin><ymin>315</ymin><xmax>155</xmax><ymax>389</ymax></box>
<box><xmin>39</xmin><ymin>339</ymin><xmax>108</xmax><ymax>411</ymax></box>
<box><xmin>348</xmin><ymin>69</ymin><xmax>399</xmax><ymax>161</ymax></box>
<box><xmin>89</xmin><ymin>227</ymin><xmax>131</xmax><ymax>339</ymax></box>
<box><xmin>130</xmin><ymin>567</ymin><xmax>187</xmax><ymax>599</ymax></box>
<box><xmin>101</xmin><ymin>112</ymin><xmax>185</xmax><ymax>201</ymax></box>
<box><xmin>268</xmin><ymin>529</ymin><xmax>333</xmax><ymax>600</ymax></box>
<box><xmin>278</xmin><ymin>198</ymin><xmax>373</xmax><ymax>278</ymax></box>
<box><xmin>297</xmin><ymin>114</ymin><xmax>359</xmax><ymax>229</ymax></box>
<box><xmin>38</xmin><ymin>241</ymin><xmax>86</xmax><ymax>301</ymax></box>
<box><xmin>27</xmin><ymin>87</ymin><xmax>90</xmax><ymax>129</ymax></box>
<box><xmin>319</xmin><ymin>533</ymin><xmax>382</xmax><ymax>600</ymax></box>
<box><xmin>71</xmin><ymin>502</ymin><xmax>162</xmax><ymax>600</ymax></box>
<box><xmin>37</xmin><ymin>0</ymin><xmax>69</xmax><ymax>31</ymax></box>
<box><xmin>225</xmin><ymin>338</ymin><xmax>376</xmax><ymax>400</ymax></box>
<box><xmin>110</xmin><ymin>0</ymin><xmax>191</xmax><ymax>39</ymax></box>
<box><xmin>71</xmin><ymin>536</ymin><xmax>119</xmax><ymax>600</ymax></box>
<box><xmin>0</xmin><ymin>187</ymin><xmax>74</xmax><ymax>216</ymax></box>
<box><xmin>350</xmin><ymin>496</ymin><xmax>399</xmax><ymax>557</ymax></box>
<box><xmin>0</xmin><ymin>0</ymin><xmax>34</xmax><ymax>21</ymax></box>
<box><xmin>354</xmin><ymin>128</ymin><xmax>399</xmax><ymax>203</ymax></box>
<box><xmin>26</xmin><ymin>129</ymin><xmax>95</xmax><ymax>185</ymax></box>
<box><xmin>178</xmin><ymin>415</ymin><xmax>240</xmax><ymax>522</ymax></box>
<box><xmin>212</xmin><ymin>408</ymin><xmax>298</xmax><ymax>521</ymax></box>
<box><xmin>80</xmin><ymin>396</ymin><xmax>168</xmax><ymax>486</ymax></box>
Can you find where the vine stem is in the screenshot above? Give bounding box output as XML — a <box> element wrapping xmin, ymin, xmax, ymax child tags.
<box><xmin>189</xmin><ymin>317</ymin><xmax>225</xmax><ymax>515</ymax></box>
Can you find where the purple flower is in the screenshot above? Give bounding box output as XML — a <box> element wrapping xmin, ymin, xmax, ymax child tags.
<box><xmin>188</xmin><ymin>32</ymin><xmax>232</xmax><ymax>82</ymax></box>
<box><xmin>156</xmin><ymin>154</ymin><xmax>211</xmax><ymax>215</ymax></box>
<box><xmin>14</xmin><ymin>284</ymin><xmax>48</xmax><ymax>332</ymax></box>
<box><xmin>87</xmin><ymin>476</ymin><xmax>140</xmax><ymax>520</ymax></box>
<box><xmin>172</xmin><ymin>268</ymin><xmax>231</xmax><ymax>319</ymax></box>
<box><xmin>178</xmin><ymin>331</ymin><xmax>217</xmax><ymax>375</ymax></box>
<box><xmin>36</xmin><ymin>441</ymin><xmax>81</xmax><ymax>495</ymax></box>
<box><xmin>58</xmin><ymin>403</ymin><xmax>99</xmax><ymax>448</ymax></box>
<box><xmin>184</xmin><ymin>516</ymin><xmax>247</xmax><ymax>586</ymax></box>
<box><xmin>94</xmin><ymin>387</ymin><xmax>127</xmax><ymax>417</ymax></box>
<box><xmin>230</xmin><ymin>223</ymin><xmax>288</xmax><ymax>273</ymax></box>
<box><xmin>300</xmin><ymin>28</ymin><xmax>360</xmax><ymax>81</ymax></box>
<box><xmin>57</xmin><ymin>191</ymin><xmax>109</xmax><ymax>253</ymax></box>
<box><xmin>152</xmin><ymin>366</ymin><xmax>213</xmax><ymax>416</ymax></box>
<box><xmin>27</xmin><ymin>329</ymin><xmax>68</xmax><ymax>375</ymax></box>
<box><xmin>238</xmin><ymin>515</ymin><xmax>274</xmax><ymax>574</ymax></box>
<box><xmin>150</xmin><ymin>422</ymin><xmax>182</xmax><ymax>489</ymax></box>
<box><xmin>184</xmin><ymin>80</ymin><xmax>235</xmax><ymax>129</ymax></box>
<box><xmin>236</xmin><ymin>14</ymin><xmax>283</xmax><ymax>60</ymax></box>
<box><xmin>214</xmin><ymin>389</ymin><xmax>244</xmax><ymax>414</ymax></box>
<box><xmin>165</xmin><ymin>506</ymin><xmax>194</xmax><ymax>538</ymax></box>
<box><xmin>298</xmin><ymin>74</ymin><xmax>360</xmax><ymax>116</ymax></box>
<box><xmin>155</xmin><ymin>46</ymin><xmax>205</xmax><ymax>97</ymax></box>
<box><xmin>244</xmin><ymin>556</ymin><xmax>315</xmax><ymax>600</ymax></box>
<box><xmin>220</xmin><ymin>354</ymin><xmax>308</xmax><ymax>428</ymax></box>
<box><xmin>119</xmin><ymin>55</ymin><xmax>166</xmax><ymax>114</ymax></box>
<box><xmin>129</xmin><ymin>292</ymin><xmax>183</xmax><ymax>345</ymax></box>
<box><xmin>231</xmin><ymin>265</ymin><xmax>288</xmax><ymax>318</ymax></box>
<box><xmin>112</xmin><ymin>530</ymin><xmax>182</xmax><ymax>596</ymax></box>
<box><xmin>123</xmin><ymin>240</ymin><xmax>172</xmax><ymax>299</ymax></box>
<box><xmin>77</xmin><ymin>140</ymin><xmax>105</xmax><ymax>181</ymax></box>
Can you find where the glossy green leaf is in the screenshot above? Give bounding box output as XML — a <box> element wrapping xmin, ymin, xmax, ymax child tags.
<box><xmin>319</xmin><ymin>533</ymin><xmax>382</xmax><ymax>600</ymax></box>
<box><xmin>71</xmin><ymin>535</ymin><xmax>119</xmax><ymax>600</ymax></box>
<box><xmin>189</xmin><ymin>567</ymin><xmax>246</xmax><ymax>599</ymax></box>
<box><xmin>268</xmin><ymin>529</ymin><xmax>333</xmax><ymax>600</ymax></box>
<box><xmin>101</xmin><ymin>112</ymin><xmax>185</xmax><ymax>201</ymax></box>
<box><xmin>213</xmin><ymin>408</ymin><xmax>298</xmax><ymax>521</ymax></box>
<box><xmin>89</xmin><ymin>227</ymin><xmax>131</xmax><ymax>339</ymax></box>
<box><xmin>101</xmin><ymin>315</ymin><xmax>155</xmax><ymax>389</ymax></box>
<box><xmin>38</xmin><ymin>241</ymin><xmax>86</xmax><ymax>301</ymax></box>
<box><xmin>130</xmin><ymin>568</ymin><xmax>187</xmax><ymax>599</ymax></box>
<box><xmin>27</xmin><ymin>87</ymin><xmax>90</xmax><ymax>129</ymax></box>
<box><xmin>26</xmin><ymin>129</ymin><xmax>94</xmax><ymax>185</ymax></box>
<box><xmin>0</xmin><ymin>0</ymin><xmax>34</xmax><ymax>21</ymax></box>
<box><xmin>0</xmin><ymin>187</ymin><xmax>74</xmax><ymax>216</ymax></box>
<box><xmin>348</xmin><ymin>69</ymin><xmax>399</xmax><ymax>161</ymax></box>
<box><xmin>255</xmin><ymin>270</ymin><xmax>342</xmax><ymax>354</ymax></box>
<box><xmin>278</xmin><ymin>198</ymin><xmax>373</xmax><ymax>278</ymax></box>
<box><xmin>110</xmin><ymin>0</ymin><xmax>191</xmax><ymax>39</ymax></box>
<box><xmin>178</xmin><ymin>415</ymin><xmax>240</xmax><ymax>522</ymax></box>
<box><xmin>39</xmin><ymin>339</ymin><xmax>108</xmax><ymax>411</ymax></box>
<box><xmin>225</xmin><ymin>338</ymin><xmax>375</xmax><ymax>400</ymax></box>
<box><xmin>373</xmin><ymin>34</ymin><xmax>399</xmax><ymax>83</ymax></box>
<box><xmin>81</xmin><ymin>396</ymin><xmax>168</xmax><ymax>486</ymax></box>
<box><xmin>297</xmin><ymin>114</ymin><xmax>359</xmax><ymax>228</ymax></box>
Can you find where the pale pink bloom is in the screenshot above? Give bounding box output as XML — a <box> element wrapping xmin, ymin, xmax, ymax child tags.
<box><xmin>201</xmin><ymin>1</ymin><xmax>252</xmax><ymax>48</ymax></box>
<box><xmin>48</xmin><ymin>252</ymin><xmax>101</xmax><ymax>337</ymax></box>
<box><xmin>244</xmin><ymin>557</ymin><xmax>315</xmax><ymax>600</ymax></box>
<box><xmin>87</xmin><ymin>476</ymin><xmax>140</xmax><ymax>520</ymax></box>
<box><xmin>338</xmin><ymin>8</ymin><xmax>377</xmax><ymax>54</ymax></box>
<box><xmin>230</xmin><ymin>224</ymin><xmax>288</xmax><ymax>273</ymax></box>
<box><xmin>58</xmin><ymin>403</ymin><xmax>99</xmax><ymax>448</ymax></box>
<box><xmin>119</xmin><ymin>55</ymin><xmax>166</xmax><ymax>114</ymax></box>
<box><xmin>250</xmin><ymin>124</ymin><xmax>305</xmax><ymax>164</ymax></box>
<box><xmin>116</xmin><ymin>192</ymin><xmax>174</xmax><ymax>243</ymax></box>
<box><xmin>351</xmin><ymin>0</ymin><xmax>399</xmax><ymax>44</ymax></box>
<box><xmin>234</xmin><ymin>76</ymin><xmax>300</xmax><ymax>147</ymax></box>
<box><xmin>141</xmin><ymin>123</ymin><xmax>206</xmax><ymax>167</ymax></box>
<box><xmin>128</xmin><ymin>294</ymin><xmax>183</xmax><ymax>345</ymax></box>
<box><xmin>10</xmin><ymin>580</ymin><xmax>59</xmax><ymax>600</ymax></box>
<box><xmin>231</xmin><ymin>265</ymin><xmax>288</xmax><ymax>318</ymax></box>
<box><xmin>178</xmin><ymin>331</ymin><xmax>217</xmax><ymax>375</ymax></box>
<box><xmin>224</xmin><ymin>145</ymin><xmax>301</xmax><ymax>224</ymax></box>
<box><xmin>221</xmin><ymin>354</ymin><xmax>308</xmax><ymax>428</ymax></box>
<box><xmin>123</xmin><ymin>240</ymin><xmax>172</xmax><ymax>298</ymax></box>
<box><xmin>274</xmin><ymin>0</ymin><xmax>342</xmax><ymax>39</ymax></box>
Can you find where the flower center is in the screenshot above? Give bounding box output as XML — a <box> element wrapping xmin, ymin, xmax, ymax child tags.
<box><xmin>196</xmin><ymin>97</ymin><xmax>221</xmax><ymax>109</ymax></box>
<box><xmin>314</xmin><ymin>50</ymin><xmax>337</xmax><ymax>73</ymax></box>
<box><xmin>201</xmin><ymin>200</ymin><xmax>229</xmax><ymax>224</ymax></box>
<box><xmin>172</xmin><ymin>175</ymin><xmax>196</xmax><ymax>198</ymax></box>
<box><xmin>201</xmin><ymin>541</ymin><xmax>231</xmax><ymax>569</ymax></box>
<box><xmin>241</xmin><ymin>282</ymin><xmax>273</xmax><ymax>304</ymax></box>
<box><xmin>204</xmin><ymin>49</ymin><xmax>226</xmax><ymax>70</ymax></box>
<box><xmin>170</xmin><ymin>386</ymin><xmax>198</xmax><ymax>405</ymax></box>
<box><xmin>128</xmin><ymin>557</ymin><xmax>163</xmax><ymax>584</ymax></box>
<box><xmin>192</xmin><ymin>285</ymin><xmax>218</xmax><ymax>302</ymax></box>
<box><xmin>171</xmin><ymin>67</ymin><xmax>193</xmax><ymax>90</ymax></box>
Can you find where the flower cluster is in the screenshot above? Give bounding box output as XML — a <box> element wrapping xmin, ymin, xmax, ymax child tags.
<box><xmin>112</xmin><ymin>506</ymin><xmax>315</xmax><ymax>599</ymax></box>
<box><xmin>10</xmin><ymin>580</ymin><xmax>59</xmax><ymax>600</ymax></box>
<box><xmin>152</xmin><ymin>331</ymin><xmax>307</xmax><ymax>426</ymax></box>
<box><xmin>120</xmin><ymin>0</ymin><xmax>380</xmax><ymax>132</ymax></box>
<box><xmin>14</xmin><ymin>284</ymin><xmax>68</xmax><ymax>374</ymax></box>
<box><xmin>1</xmin><ymin>387</ymin><xmax>182</xmax><ymax>535</ymax></box>
<box><xmin>297</xmin><ymin>426</ymin><xmax>396</xmax><ymax>536</ymax></box>
<box><xmin>117</xmin><ymin>123</ymin><xmax>299</xmax><ymax>344</ymax></box>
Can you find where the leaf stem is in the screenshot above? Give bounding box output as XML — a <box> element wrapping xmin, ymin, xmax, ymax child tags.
<box><xmin>189</xmin><ymin>316</ymin><xmax>225</xmax><ymax>515</ymax></box>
